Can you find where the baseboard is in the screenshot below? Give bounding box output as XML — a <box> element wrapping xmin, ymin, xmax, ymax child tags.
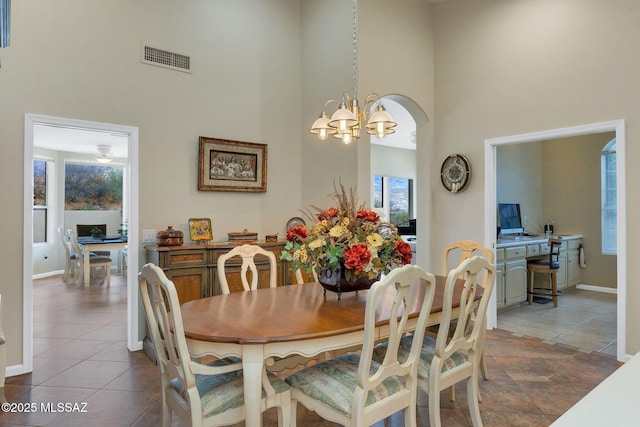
<box><xmin>32</xmin><ymin>270</ymin><xmax>64</xmax><ymax>280</ymax></box>
<box><xmin>6</xmin><ymin>363</ymin><xmax>28</xmax><ymax>377</ymax></box>
<box><xmin>575</xmin><ymin>284</ymin><xmax>617</xmax><ymax>294</ymax></box>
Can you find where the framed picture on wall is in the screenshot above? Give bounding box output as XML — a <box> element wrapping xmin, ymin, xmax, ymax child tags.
<box><xmin>198</xmin><ymin>137</ymin><xmax>267</xmax><ymax>192</ymax></box>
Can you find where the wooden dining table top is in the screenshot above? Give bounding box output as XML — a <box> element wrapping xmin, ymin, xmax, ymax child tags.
<box><xmin>180</xmin><ymin>276</ymin><xmax>480</xmax><ymax>345</ymax></box>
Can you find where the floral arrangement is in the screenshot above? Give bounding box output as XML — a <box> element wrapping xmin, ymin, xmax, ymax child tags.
<box><xmin>281</xmin><ymin>183</ymin><xmax>413</xmax><ymax>283</ymax></box>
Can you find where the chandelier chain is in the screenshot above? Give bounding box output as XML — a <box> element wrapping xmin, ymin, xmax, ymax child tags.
<box><xmin>352</xmin><ymin>0</ymin><xmax>358</xmax><ymax>99</ymax></box>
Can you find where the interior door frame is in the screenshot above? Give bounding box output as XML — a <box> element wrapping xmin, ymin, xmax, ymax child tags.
<box><xmin>22</xmin><ymin>114</ymin><xmax>140</xmax><ymax>375</ymax></box>
<box><xmin>484</xmin><ymin>120</ymin><xmax>627</xmax><ymax>361</ymax></box>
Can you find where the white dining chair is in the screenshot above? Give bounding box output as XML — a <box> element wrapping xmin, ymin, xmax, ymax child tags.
<box><xmin>139</xmin><ymin>263</ymin><xmax>291</xmax><ymax>427</ymax></box>
<box><xmin>217</xmin><ymin>244</ymin><xmax>277</xmax><ymax>294</ymax></box>
<box><xmin>285</xmin><ymin>264</ymin><xmax>436</xmax><ymax>427</ymax></box>
<box><xmin>58</xmin><ymin>227</ymin><xmax>79</xmax><ymax>282</ymax></box>
<box><xmin>375</xmin><ymin>255</ymin><xmax>496</xmax><ymax>427</ymax></box>
<box><xmin>440</xmin><ymin>240</ymin><xmax>494</xmax><ymax>400</ymax></box>
<box><xmin>69</xmin><ymin>229</ymin><xmax>112</xmax><ymax>287</ymax></box>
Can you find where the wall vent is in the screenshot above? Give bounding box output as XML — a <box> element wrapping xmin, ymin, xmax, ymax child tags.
<box><xmin>141</xmin><ymin>45</ymin><xmax>192</xmax><ymax>73</ymax></box>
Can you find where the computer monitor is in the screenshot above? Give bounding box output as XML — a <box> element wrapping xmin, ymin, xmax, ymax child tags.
<box><xmin>498</xmin><ymin>203</ymin><xmax>524</xmax><ymax>235</ymax></box>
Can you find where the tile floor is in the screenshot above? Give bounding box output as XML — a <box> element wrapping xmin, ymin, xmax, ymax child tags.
<box><xmin>497</xmin><ymin>287</ymin><xmax>617</xmax><ymax>356</ymax></box>
<box><xmin>2</xmin><ymin>273</ymin><xmax>620</xmax><ymax>426</ymax></box>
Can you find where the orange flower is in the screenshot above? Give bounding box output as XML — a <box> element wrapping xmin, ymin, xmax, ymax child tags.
<box><xmin>357</xmin><ymin>210</ymin><xmax>380</xmax><ymax>222</ymax></box>
<box><xmin>394</xmin><ymin>240</ymin><xmax>413</xmax><ymax>265</ymax></box>
<box><xmin>286</xmin><ymin>226</ymin><xmax>307</xmax><ymax>242</ymax></box>
<box><xmin>343</xmin><ymin>244</ymin><xmax>371</xmax><ymax>271</ymax></box>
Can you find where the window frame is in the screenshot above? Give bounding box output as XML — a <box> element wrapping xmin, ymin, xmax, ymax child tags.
<box><xmin>601</xmin><ymin>138</ymin><xmax>617</xmax><ymax>255</ymax></box>
<box><xmin>33</xmin><ymin>158</ymin><xmax>51</xmax><ymax>245</ymax></box>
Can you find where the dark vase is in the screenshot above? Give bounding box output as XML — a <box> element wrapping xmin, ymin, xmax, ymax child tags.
<box><xmin>317</xmin><ymin>262</ymin><xmax>378</xmax><ymax>300</ymax></box>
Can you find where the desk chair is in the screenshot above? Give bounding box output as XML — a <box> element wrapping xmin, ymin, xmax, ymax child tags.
<box><xmin>69</xmin><ymin>230</ymin><xmax>112</xmax><ymax>287</ymax></box>
<box><xmin>286</xmin><ymin>264</ymin><xmax>436</xmax><ymax>427</ymax></box>
<box><xmin>0</xmin><ymin>295</ymin><xmax>6</xmax><ymax>403</ymax></box>
<box><xmin>217</xmin><ymin>244</ymin><xmax>277</xmax><ymax>294</ymax></box>
<box><xmin>139</xmin><ymin>264</ymin><xmax>290</xmax><ymax>427</ymax></box>
<box><xmin>527</xmin><ymin>237</ymin><xmax>563</xmax><ymax>307</ymax></box>
<box><xmin>374</xmin><ymin>256</ymin><xmax>496</xmax><ymax>427</ymax></box>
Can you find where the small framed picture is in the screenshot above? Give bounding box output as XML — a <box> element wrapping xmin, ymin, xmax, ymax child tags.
<box><xmin>198</xmin><ymin>137</ymin><xmax>267</xmax><ymax>192</ymax></box>
<box><xmin>188</xmin><ymin>218</ymin><xmax>213</xmax><ymax>243</ymax></box>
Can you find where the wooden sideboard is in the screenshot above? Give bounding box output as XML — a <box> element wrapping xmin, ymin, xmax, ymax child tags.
<box><xmin>145</xmin><ymin>241</ymin><xmax>297</xmax><ymax>303</ymax></box>
<box><xmin>143</xmin><ymin>241</ymin><xmax>297</xmax><ymax>362</ymax></box>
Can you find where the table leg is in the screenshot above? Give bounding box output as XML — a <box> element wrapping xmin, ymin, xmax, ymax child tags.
<box><xmin>242</xmin><ymin>346</ymin><xmax>265</xmax><ymax>427</ymax></box>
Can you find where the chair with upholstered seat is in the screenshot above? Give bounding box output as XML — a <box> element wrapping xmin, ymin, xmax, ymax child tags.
<box><xmin>374</xmin><ymin>256</ymin><xmax>495</xmax><ymax>427</ymax></box>
<box><xmin>217</xmin><ymin>244</ymin><xmax>278</xmax><ymax>294</ymax></box>
<box><xmin>285</xmin><ymin>264</ymin><xmax>436</xmax><ymax>427</ymax></box>
<box><xmin>440</xmin><ymin>240</ymin><xmax>494</xmax><ymax>400</ymax></box>
<box><xmin>527</xmin><ymin>237</ymin><xmax>563</xmax><ymax>307</ymax></box>
<box><xmin>69</xmin><ymin>230</ymin><xmax>112</xmax><ymax>287</ymax></box>
<box><xmin>139</xmin><ymin>263</ymin><xmax>291</xmax><ymax>427</ymax></box>
<box><xmin>0</xmin><ymin>294</ymin><xmax>6</xmax><ymax>403</ymax></box>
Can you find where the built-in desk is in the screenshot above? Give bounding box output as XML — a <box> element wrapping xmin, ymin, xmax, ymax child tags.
<box><xmin>495</xmin><ymin>235</ymin><xmax>583</xmax><ymax>309</ymax></box>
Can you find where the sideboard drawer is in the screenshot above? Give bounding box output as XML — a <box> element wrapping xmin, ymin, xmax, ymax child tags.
<box><xmin>165</xmin><ymin>249</ymin><xmax>208</xmax><ymax>268</ymax></box>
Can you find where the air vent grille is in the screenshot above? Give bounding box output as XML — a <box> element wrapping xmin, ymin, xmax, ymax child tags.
<box><xmin>141</xmin><ymin>45</ymin><xmax>192</xmax><ymax>73</ymax></box>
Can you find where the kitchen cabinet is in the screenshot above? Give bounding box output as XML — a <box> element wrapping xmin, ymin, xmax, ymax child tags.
<box><xmin>496</xmin><ymin>235</ymin><xmax>583</xmax><ymax>310</ymax></box>
<box><xmin>495</xmin><ymin>245</ymin><xmax>528</xmax><ymax>308</ymax></box>
<box><xmin>505</xmin><ymin>258</ymin><xmax>527</xmax><ymax>306</ymax></box>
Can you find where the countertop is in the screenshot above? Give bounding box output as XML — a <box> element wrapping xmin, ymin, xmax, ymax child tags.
<box><xmin>496</xmin><ymin>234</ymin><xmax>582</xmax><ymax>248</ymax></box>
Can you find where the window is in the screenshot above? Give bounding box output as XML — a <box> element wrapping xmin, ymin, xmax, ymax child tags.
<box><xmin>373</xmin><ymin>175</ymin><xmax>413</xmax><ymax>227</ymax></box>
<box><xmin>65</xmin><ymin>163</ymin><xmax>123</xmax><ymax>210</ymax></box>
<box><xmin>33</xmin><ymin>159</ymin><xmax>49</xmax><ymax>243</ymax></box>
<box><xmin>601</xmin><ymin>138</ymin><xmax>616</xmax><ymax>254</ymax></box>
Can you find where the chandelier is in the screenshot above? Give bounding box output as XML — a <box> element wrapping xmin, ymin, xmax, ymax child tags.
<box><xmin>309</xmin><ymin>0</ymin><xmax>396</xmax><ymax>144</ymax></box>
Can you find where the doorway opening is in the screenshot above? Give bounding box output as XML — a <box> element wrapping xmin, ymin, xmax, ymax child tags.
<box><xmin>22</xmin><ymin>114</ymin><xmax>140</xmax><ymax>375</ymax></box>
<box><xmin>484</xmin><ymin>120</ymin><xmax>627</xmax><ymax>361</ymax></box>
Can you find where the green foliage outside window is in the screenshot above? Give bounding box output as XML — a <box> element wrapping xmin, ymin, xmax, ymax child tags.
<box><xmin>65</xmin><ymin>163</ymin><xmax>123</xmax><ymax>211</ymax></box>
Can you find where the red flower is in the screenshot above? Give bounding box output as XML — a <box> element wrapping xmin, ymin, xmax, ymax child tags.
<box><xmin>286</xmin><ymin>226</ymin><xmax>307</xmax><ymax>242</ymax></box>
<box><xmin>357</xmin><ymin>210</ymin><xmax>380</xmax><ymax>222</ymax></box>
<box><xmin>343</xmin><ymin>244</ymin><xmax>371</xmax><ymax>271</ymax></box>
<box><xmin>316</xmin><ymin>207</ymin><xmax>339</xmax><ymax>221</ymax></box>
<box><xmin>394</xmin><ymin>240</ymin><xmax>413</xmax><ymax>265</ymax></box>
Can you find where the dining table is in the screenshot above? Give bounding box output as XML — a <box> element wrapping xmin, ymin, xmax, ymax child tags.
<box><xmin>76</xmin><ymin>236</ymin><xmax>127</xmax><ymax>287</ymax></box>
<box><xmin>180</xmin><ymin>277</ymin><xmax>481</xmax><ymax>427</ymax></box>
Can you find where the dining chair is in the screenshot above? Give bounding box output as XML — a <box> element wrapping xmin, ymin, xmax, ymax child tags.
<box><xmin>139</xmin><ymin>263</ymin><xmax>291</xmax><ymax>427</ymax></box>
<box><xmin>217</xmin><ymin>244</ymin><xmax>278</xmax><ymax>294</ymax></box>
<box><xmin>58</xmin><ymin>227</ymin><xmax>79</xmax><ymax>282</ymax></box>
<box><xmin>294</xmin><ymin>267</ymin><xmax>318</xmax><ymax>285</ymax></box>
<box><xmin>375</xmin><ymin>255</ymin><xmax>496</xmax><ymax>427</ymax></box>
<box><xmin>285</xmin><ymin>264</ymin><xmax>436</xmax><ymax>427</ymax></box>
<box><xmin>0</xmin><ymin>294</ymin><xmax>6</xmax><ymax>403</ymax></box>
<box><xmin>440</xmin><ymin>240</ymin><xmax>494</xmax><ymax>400</ymax></box>
<box><xmin>69</xmin><ymin>230</ymin><xmax>112</xmax><ymax>287</ymax></box>
<box><xmin>527</xmin><ymin>237</ymin><xmax>563</xmax><ymax>307</ymax></box>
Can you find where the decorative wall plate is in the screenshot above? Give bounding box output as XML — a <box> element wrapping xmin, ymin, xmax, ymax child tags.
<box><xmin>440</xmin><ymin>154</ymin><xmax>471</xmax><ymax>193</ymax></box>
<box><xmin>286</xmin><ymin>216</ymin><xmax>306</xmax><ymax>230</ymax></box>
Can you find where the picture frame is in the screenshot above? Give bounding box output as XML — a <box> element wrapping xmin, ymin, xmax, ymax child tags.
<box><xmin>198</xmin><ymin>137</ymin><xmax>267</xmax><ymax>192</ymax></box>
<box><xmin>188</xmin><ymin>217</ymin><xmax>213</xmax><ymax>243</ymax></box>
